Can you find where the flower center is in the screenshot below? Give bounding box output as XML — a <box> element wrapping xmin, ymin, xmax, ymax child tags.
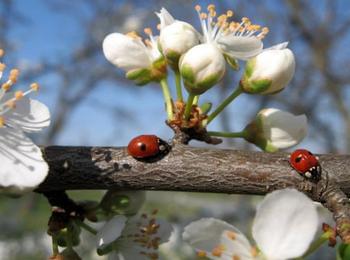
<box><xmin>0</xmin><ymin>49</ymin><xmax>40</xmax><ymax>128</ymax></box>
<box><xmin>195</xmin><ymin>4</ymin><xmax>269</xmax><ymax>43</ymax></box>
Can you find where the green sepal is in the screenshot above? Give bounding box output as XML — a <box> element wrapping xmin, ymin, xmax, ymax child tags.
<box><xmin>126</xmin><ymin>68</ymin><xmax>150</xmax><ymax>80</ymax></box>
<box><xmin>240</xmin><ymin>77</ymin><xmax>272</xmax><ymax>94</ymax></box>
<box><xmin>337</xmin><ymin>243</ymin><xmax>350</xmax><ymax>260</ymax></box>
<box><xmin>224</xmin><ymin>53</ymin><xmax>239</xmax><ymax>70</ymax></box>
<box><xmin>200</xmin><ymin>102</ymin><xmax>212</xmax><ymax>115</ymax></box>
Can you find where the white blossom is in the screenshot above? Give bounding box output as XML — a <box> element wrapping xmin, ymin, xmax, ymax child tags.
<box><xmin>180</xmin><ymin>4</ymin><xmax>268</xmax><ymax>94</ymax></box>
<box><xmin>183</xmin><ymin>189</ymin><xmax>319</xmax><ymax>260</ymax></box>
<box><xmin>244</xmin><ymin>108</ymin><xmax>307</xmax><ymax>152</ymax></box>
<box><xmin>0</xmin><ymin>64</ymin><xmax>50</xmax><ymax>195</ymax></box>
<box><xmin>156</xmin><ymin>8</ymin><xmax>200</xmax><ymax>65</ymax></box>
<box><xmin>97</xmin><ymin>211</ymin><xmax>173</xmax><ymax>259</ymax></box>
<box><xmin>241</xmin><ymin>42</ymin><xmax>295</xmax><ymax>94</ymax></box>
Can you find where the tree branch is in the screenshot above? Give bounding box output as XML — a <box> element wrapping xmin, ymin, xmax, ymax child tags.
<box><xmin>37</xmin><ymin>145</ymin><xmax>350</xmax><ymax>242</ymax></box>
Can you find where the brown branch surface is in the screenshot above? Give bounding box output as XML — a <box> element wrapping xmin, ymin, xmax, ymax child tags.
<box><xmin>37</xmin><ymin>145</ymin><xmax>350</xmax><ymax>194</ymax></box>
<box><xmin>37</xmin><ymin>145</ymin><xmax>350</xmax><ymax>242</ymax></box>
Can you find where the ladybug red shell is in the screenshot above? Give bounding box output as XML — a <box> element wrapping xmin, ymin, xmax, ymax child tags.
<box><xmin>289</xmin><ymin>149</ymin><xmax>321</xmax><ymax>181</ymax></box>
<box><xmin>127</xmin><ymin>135</ymin><xmax>169</xmax><ymax>159</ymax></box>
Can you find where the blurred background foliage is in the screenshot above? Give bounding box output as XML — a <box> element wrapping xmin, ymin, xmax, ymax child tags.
<box><xmin>0</xmin><ymin>0</ymin><xmax>349</xmax><ymax>259</ymax></box>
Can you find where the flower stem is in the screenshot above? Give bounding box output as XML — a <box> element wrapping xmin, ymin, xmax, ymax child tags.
<box><xmin>175</xmin><ymin>71</ymin><xmax>183</xmax><ymax>102</ymax></box>
<box><xmin>184</xmin><ymin>93</ymin><xmax>195</xmax><ymax>120</ymax></box>
<box><xmin>160</xmin><ymin>78</ymin><xmax>173</xmax><ymax>120</ymax></box>
<box><xmin>193</xmin><ymin>95</ymin><xmax>199</xmax><ymax>105</ymax></box>
<box><xmin>207</xmin><ymin>130</ymin><xmax>248</xmax><ymax>139</ymax></box>
<box><xmin>76</xmin><ymin>220</ymin><xmax>97</xmax><ymax>235</ymax></box>
<box><xmin>52</xmin><ymin>236</ymin><xmax>59</xmax><ymax>256</ymax></box>
<box><xmin>206</xmin><ymin>85</ymin><xmax>243</xmax><ymax>125</ymax></box>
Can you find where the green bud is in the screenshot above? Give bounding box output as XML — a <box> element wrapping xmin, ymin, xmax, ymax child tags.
<box><xmin>224</xmin><ymin>54</ymin><xmax>239</xmax><ymax>70</ymax></box>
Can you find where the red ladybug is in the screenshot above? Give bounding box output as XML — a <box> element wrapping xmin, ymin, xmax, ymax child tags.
<box><xmin>127</xmin><ymin>135</ymin><xmax>169</xmax><ymax>159</ymax></box>
<box><xmin>289</xmin><ymin>149</ymin><xmax>321</xmax><ymax>181</ymax></box>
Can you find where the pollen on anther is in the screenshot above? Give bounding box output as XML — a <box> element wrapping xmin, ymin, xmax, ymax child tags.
<box><xmin>0</xmin><ymin>63</ymin><xmax>5</xmax><ymax>72</ymax></box>
<box><xmin>226</xmin><ymin>230</ymin><xmax>236</xmax><ymax>240</ymax></box>
<box><xmin>126</xmin><ymin>31</ymin><xmax>140</xmax><ymax>39</ymax></box>
<box><xmin>0</xmin><ymin>49</ymin><xmax>4</xmax><ymax>57</ymax></box>
<box><xmin>0</xmin><ymin>116</ymin><xmax>4</xmax><ymax>127</ymax></box>
<box><xmin>212</xmin><ymin>244</ymin><xmax>225</xmax><ymax>257</ymax></box>
<box><xmin>144</xmin><ymin>27</ymin><xmax>153</xmax><ymax>36</ymax></box>
<box><xmin>197</xmin><ymin>250</ymin><xmax>207</xmax><ymax>257</ymax></box>
<box><xmin>15</xmin><ymin>91</ymin><xmax>24</xmax><ymax>100</ymax></box>
<box><xmin>195</xmin><ymin>5</ymin><xmax>201</xmax><ymax>12</ymax></box>
<box><xmin>232</xmin><ymin>255</ymin><xmax>241</xmax><ymax>260</ymax></box>
<box><xmin>30</xmin><ymin>83</ymin><xmax>40</xmax><ymax>91</ymax></box>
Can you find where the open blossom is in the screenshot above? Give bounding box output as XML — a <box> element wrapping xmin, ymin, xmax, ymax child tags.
<box><xmin>97</xmin><ymin>210</ymin><xmax>173</xmax><ymax>259</ymax></box>
<box><xmin>103</xmin><ymin>29</ymin><xmax>166</xmax><ymax>85</ymax></box>
<box><xmin>244</xmin><ymin>108</ymin><xmax>307</xmax><ymax>152</ymax></box>
<box><xmin>180</xmin><ymin>4</ymin><xmax>268</xmax><ymax>94</ymax></box>
<box><xmin>241</xmin><ymin>42</ymin><xmax>295</xmax><ymax>94</ymax></box>
<box><xmin>183</xmin><ymin>189</ymin><xmax>319</xmax><ymax>260</ymax></box>
<box><xmin>156</xmin><ymin>8</ymin><xmax>200</xmax><ymax>66</ymax></box>
<box><xmin>0</xmin><ymin>53</ymin><xmax>50</xmax><ymax>195</ymax></box>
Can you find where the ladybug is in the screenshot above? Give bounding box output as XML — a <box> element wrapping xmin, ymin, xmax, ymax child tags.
<box><xmin>289</xmin><ymin>149</ymin><xmax>321</xmax><ymax>181</ymax></box>
<box><xmin>127</xmin><ymin>135</ymin><xmax>169</xmax><ymax>159</ymax></box>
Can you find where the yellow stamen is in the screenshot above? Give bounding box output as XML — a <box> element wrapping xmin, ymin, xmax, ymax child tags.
<box><xmin>195</xmin><ymin>5</ymin><xmax>201</xmax><ymax>12</ymax></box>
<box><xmin>9</xmin><ymin>69</ymin><xmax>19</xmax><ymax>83</ymax></box>
<box><xmin>197</xmin><ymin>250</ymin><xmax>207</xmax><ymax>257</ymax></box>
<box><xmin>15</xmin><ymin>91</ymin><xmax>24</xmax><ymax>100</ymax></box>
<box><xmin>212</xmin><ymin>244</ymin><xmax>225</xmax><ymax>257</ymax></box>
<box><xmin>0</xmin><ymin>63</ymin><xmax>5</xmax><ymax>72</ymax></box>
<box><xmin>144</xmin><ymin>27</ymin><xmax>152</xmax><ymax>36</ymax></box>
<box><xmin>2</xmin><ymin>82</ymin><xmax>11</xmax><ymax>91</ymax></box>
<box><xmin>156</xmin><ymin>24</ymin><xmax>161</xmax><ymax>30</ymax></box>
<box><xmin>227</xmin><ymin>10</ymin><xmax>234</xmax><ymax>17</ymax></box>
<box><xmin>0</xmin><ymin>49</ymin><xmax>4</xmax><ymax>57</ymax></box>
<box><xmin>5</xmin><ymin>100</ymin><xmax>16</xmax><ymax>109</ymax></box>
<box><xmin>232</xmin><ymin>255</ymin><xmax>241</xmax><ymax>260</ymax></box>
<box><xmin>207</xmin><ymin>4</ymin><xmax>215</xmax><ymax>11</ymax></box>
<box><xmin>0</xmin><ymin>116</ymin><xmax>4</xmax><ymax>127</ymax></box>
<box><xmin>30</xmin><ymin>83</ymin><xmax>39</xmax><ymax>91</ymax></box>
<box><xmin>126</xmin><ymin>31</ymin><xmax>140</xmax><ymax>39</ymax></box>
<box><xmin>251</xmin><ymin>246</ymin><xmax>258</xmax><ymax>257</ymax></box>
<box><xmin>200</xmin><ymin>13</ymin><xmax>207</xmax><ymax>19</ymax></box>
<box><xmin>226</xmin><ymin>230</ymin><xmax>236</xmax><ymax>240</ymax></box>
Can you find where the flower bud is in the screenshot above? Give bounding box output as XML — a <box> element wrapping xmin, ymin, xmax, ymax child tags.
<box><xmin>240</xmin><ymin>44</ymin><xmax>295</xmax><ymax>94</ymax></box>
<box><xmin>103</xmin><ymin>32</ymin><xmax>166</xmax><ymax>85</ymax></box>
<box><xmin>244</xmin><ymin>108</ymin><xmax>307</xmax><ymax>152</ymax></box>
<box><xmin>156</xmin><ymin>8</ymin><xmax>200</xmax><ymax>67</ymax></box>
<box><xmin>180</xmin><ymin>43</ymin><xmax>225</xmax><ymax>95</ymax></box>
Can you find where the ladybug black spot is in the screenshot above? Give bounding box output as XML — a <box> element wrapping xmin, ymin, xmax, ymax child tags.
<box><xmin>308</xmin><ymin>151</ymin><xmax>313</xmax><ymax>156</ymax></box>
<box><xmin>139</xmin><ymin>143</ymin><xmax>147</xmax><ymax>151</ymax></box>
<box><xmin>295</xmin><ymin>156</ymin><xmax>302</xmax><ymax>163</ymax></box>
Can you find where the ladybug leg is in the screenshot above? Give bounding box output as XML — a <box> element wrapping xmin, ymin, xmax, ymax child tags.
<box><xmin>310</xmin><ymin>165</ymin><xmax>321</xmax><ymax>182</ymax></box>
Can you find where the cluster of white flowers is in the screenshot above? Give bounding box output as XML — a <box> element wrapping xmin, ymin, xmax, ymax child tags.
<box><xmin>103</xmin><ymin>4</ymin><xmax>305</xmax><ymax>151</ymax></box>
<box><xmin>0</xmin><ymin>50</ymin><xmax>50</xmax><ymax>195</ymax></box>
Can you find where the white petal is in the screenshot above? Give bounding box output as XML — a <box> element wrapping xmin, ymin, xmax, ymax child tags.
<box><xmin>0</xmin><ymin>127</ymin><xmax>48</xmax><ymax>195</ymax></box>
<box><xmin>4</xmin><ymin>95</ymin><xmax>50</xmax><ymax>132</ymax></box>
<box><xmin>259</xmin><ymin>108</ymin><xmax>307</xmax><ymax>149</ymax></box>
<box><xmin>217</xmin><ymin>36</ymin><xmax>263</xmax><ymax>60</ymax></box>
<box><xmin>103</xmin><ymin>33</ymin><xmax>151</xmax><ymax>71</ymax></box>
<box><xmin>183</xmin><ymin>218</ymin><xmax>252</xmax><ymax>259</ymax></box>
<box><xmin>97</xmin><ymin>215</ymin><xmax>127</xmax><ymax>248</ymax></box>
<box><xmin>265</xmin><ymin>42</ymin><xmax>289</xmax><ymax>50</ymax></box>
<box><xmin>252</xmin><ymin>189</ymin><xmax>318</xmax><ymax>260</ymax></box>
<box><xmin>156</xmin><ymin>8</ymin><xmax>175</xmax><ymax>29</ymax></box>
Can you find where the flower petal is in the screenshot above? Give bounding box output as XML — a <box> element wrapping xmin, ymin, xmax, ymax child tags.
<box><xmin>266</xmin><ymin>42</ymin><xmax>289</xmax><ymax>50</ymax></box>
<box><xmin>97</xmin><ymin>215</ymin><xmax>127</xmax><ymax>248</ymax></box>
<box><xmin>103</xmin><ymin>33</ymin><xmax>151</xmax><ymax>72</ymax></box>
<box><xmin>183</xmin><ymin>218</ymin><xmax>252</xmax><ymax>259</ymax></box>
<box><xmin>217</xmin><ymin>36</ymin><xmax>263</xmax><ymax>60</ymax></box>
<box><xmin>252</xmin><ymin>189</ymin><xmax>318</xmax><ymax>259</ymax></box>
<box><xmin>4</xmin><ymin>95</ymin><xmax>50</xmax><ymax>132</ymax></box>
<box><xmin>156</xmin><ymin>8</ymin><xmax>175</xmax><ymax>29</ymax></box>
<box><xmin>260</xmin><ymin>108</ymin><xmax>307</xmax><ymax>149</ymax></box>
<box><xmin>0</xmin><ymin>127</ymin><xmax>48</xmax><ymax>195</ymax></box>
